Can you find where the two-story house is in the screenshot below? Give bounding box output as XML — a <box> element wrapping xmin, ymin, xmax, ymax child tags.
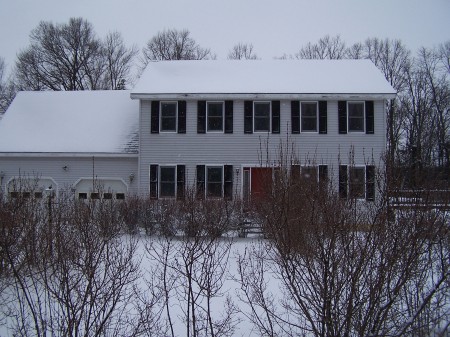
<box><xmin>0</xmin><ymin>60</ymin><xmax>395</xmax><ymax>202</ymax></box>
<box><xmin>131</xmin><ymin>60</ymin><xmax>396</xmax><ymax>201</ymax></box>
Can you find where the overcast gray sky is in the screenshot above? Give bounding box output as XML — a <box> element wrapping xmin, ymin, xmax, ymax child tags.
<box><xmin>0</xmin><ymin>0</ymin><xmax>449</xmax><ymax>70</ymax></box>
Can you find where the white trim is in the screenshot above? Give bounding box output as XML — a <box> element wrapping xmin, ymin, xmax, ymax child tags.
<box><xmin>300</xmin><ymin>101</ymin><xmax>319</xmax><ymax>133</ymax></box>
<box><xmin>159</xmin><ymin>165</ymin><xmax>177</xmax><ymax>199</ymax></box>
<box><xmin>347</xmin><ymin>101</ymin><xmax>366</xmax><ymax>133</ymax></box>
<box><xmin>72</xmin><ymin>177</ymin><xmax>129</xmax><ymax>192</ymax></box>
<box><xmin>131</xmin><ymin>93</ymin><xmax>396</xmax><ymax>100</ymax></box>
<box><xmin>206</xmin><ymin>101</ymin><xmax>225</xmax><ymax>133</ymax></box>
<box><xmin>160</xmin><ymin>101</ymin><xmax>178</xmax><ymax>133</ymax></box>
<box><xmin>0</xmin><ymin>153</ymin><xmax>138</xmax><ymax>158</ymax></box>
<box><xmin>253</xmin><ymin>101</ymin><xmax>272</xmax><ymax>133</ymax></box>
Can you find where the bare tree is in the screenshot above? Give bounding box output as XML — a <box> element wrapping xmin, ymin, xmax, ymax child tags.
<box><xmin>140</xmin><ymin>29</ymin><xmax>214</xmax><ymax>71</ymax></box>
<box><xmin>0</xmin><ymin>186</ymin><xmax>144</xmax><ymax>336</ymax></box>
<box><xmin>0</xmin><ymin>57</ymin><xmax>16</xmax><ymax>113</ymax></box>
<box><xmin>227</xmin><ymin>43</ymin><xmax>258</xmax><ymax>60</ymax></box>
<box><xmin>102</xmin><ymin>32</ymin><xmax>138</xmax><ymax>89</ymax></box>
<box><xmin>14</xmin><ymin>18</ymin><xmax>137</xmax><ymax>91</ymax></box>
<box><xmin>235</xmin><ymin>145</ymin><xmax>450</xmax><ymax>336</ymax></box>
<box><xmin>296</xmin><ymin>35</ymin><xmax>347</xmax><ymax>60</ymax></box>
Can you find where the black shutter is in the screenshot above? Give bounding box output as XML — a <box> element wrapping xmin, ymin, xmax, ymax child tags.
<box><xmin>196</xmin><ymin>165</ymin><xmax>205</xmax><ymax>199</ymax></box>
<box><xmin>339</xmin><ymin>165</ymin><xmax>348</xmax><ymax>198</ymax></box>
<box><xmin>366</xmin><ymin>165</ymin><xmax>375</xmax><ymax>201</ymax></box>
<box><xmin>151</xmin><ymin>101</ymin><xmax>160</xmax><ymax>134</ymax></box>
<box><xmin>197</xmin><ymin>101</ymin><xmax>206</xmax><ymax>133</ymax></box>
<box><xmin>176</xmin><ymin>165</ymin><xmax>185</xmax><ymax>200</ymax></box>
<box><xmin>225</xmin><ymin>101</ymin><xmax>233</xmax><ymax>134</ymax></box>
<box><xmin>244</xmin><ymin>101</ymin><xmax>253</xmax><ymax>134</ymax></box>
<box><xmin>319</xmin><ymin>165</ymin><xmax>328</xmax><ymax>183</ymax></box>
<box><xmin>271</xmin><ymin>100</ymin><xmax>280</xmax><ymax>134</ymax></box>
<box><xmin>291</xmin><ymin>164</ymin><xmax>301</xmax><ymax>183</ymax></box>
<box><xmin>291</xmin><ymin>101</ymin><xmax>300</xmax><ymax>134</ymax></box>
<box><xmin>319</xmin><ymin>101</ymin><xmax>327</xmax><ymax>134</ymax></box>
<box><xmin>178</xmin><ymin>101</ymin><xmax>186</xmax><ymax>134</ymax></box>
<box><xmin>365</xmin><ymin>101</ymin><xmax>374</xmax><ymax>134</ymax></box>
<box><xmin>150</xmin><ymin>165</ymin><xmax>158</xmax><ymax>199</ymax></box>
<box><xmin>224</xmin><ymin>165</ymin><xmax>233</xmax><ymax>200</ymax></box>
<box><xmin>338</xmin><ymin>101</ymin><xmax>347</xmax><ymax>134</ymax></box>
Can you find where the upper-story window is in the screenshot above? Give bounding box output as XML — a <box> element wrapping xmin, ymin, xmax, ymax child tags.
<box><xmin>244</xmin><ymin>100</ymin><xmax>280</xmax><ymax>134</ymax></box>
<box><xmin>207</xmin><ymin>102</ymin><xmax>224</xmax><ymax>132</ymax></box>
<box><xmin>338</xmin><ymin>100</ymin><xmax>374</xmax><ymax>134</ymax></box>
<box><xmin>301</xmin><ymin>102</ymin><xmax>318</xmax><ymax>132</ymax></box>
<box><xmin>160</xmin><ymin>102</ymin><xmax>177</xmax><ymax>132</ymax></box>
<box><xmin>347</xmin><ymin>102</ymin><xmax>365</xmax><ymax>132</ymax></box>
<box><xmin>151</xmin><ymin>100</ymin><xmax>186</xmax><ymax>134</ymax></box>
<box><xmin>254</xmin><ymin>102</ymin><xmax>271</xmax><ymax>132</ymax></box>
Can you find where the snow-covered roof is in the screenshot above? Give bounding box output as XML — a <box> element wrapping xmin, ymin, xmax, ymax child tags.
<box><xmin>0</xmin><ymin>90</ymin><xmax>139</xmax><ymax>154</ymax></box>
<box><xmin>131</xmin><ymin>59</ymin><xmax>396</xmax><ymax>99</ymax></box>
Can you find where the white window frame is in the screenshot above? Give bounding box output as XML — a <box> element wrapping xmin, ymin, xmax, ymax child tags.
<box><xmin>206</xmin><ymin>101</ymin><xmax>224</xmax><ymax>133</ymax></box>
<box><xmin>159</xmin><ymin>165</ymin><xmax>177</xmax><ymax>198</ymax></box>
<box><xmin>301</xmin><ymin>166</ymin><xmax>318</xmax><ymax>181</ymax></box>
<box><xmin>301</xmin><ymin>101</ymin><xmax>319</xmax><ymax>133</ymax></box>
<box><xmin>349</xmin><ymin>166</ymin><xmax>366</xmax><ymax>199</ymax></box>
<box><xmin>160</xmin><ymin>101</ymin><xmax>178</xmax><ymax>133</ymax></box>
<box><xmin>253</xmin><ymin>101</ymin><xmax>271</xmax><ymax>133</ymax></box>
<box><xmin>206</xmin><ymin>165</ymin><xmax>224</xmax><ymax>198</ymax></box>
<box><xmin>347</xmin><ymin>101</ymin><xmax>365</xmax><ymax>133</ymax></box>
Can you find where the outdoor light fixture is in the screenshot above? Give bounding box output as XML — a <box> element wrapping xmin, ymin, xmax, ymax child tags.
<box><xmin>62</xmin><ymin>165</ymin><xmax>68</xmax><ymax>171</ymax></box>
<box><xmin>0</xmin><ymin>171</ymin><xmax>4</xmax><ymax>179</ymax></box>
<box><xmin>129</xmin><ymin>173</ymin><xmax>135</xmax><ymax>182</ymax></box>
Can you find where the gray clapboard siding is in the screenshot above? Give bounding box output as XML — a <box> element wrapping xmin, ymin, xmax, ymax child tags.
<box><xmin>138</xmin><ymin>98</ymin><xmax>386</xmax><ymax>197</ymax></box>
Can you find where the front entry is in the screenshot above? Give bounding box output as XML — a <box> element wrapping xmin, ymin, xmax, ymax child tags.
<box><xmin>243</xmin><ymin>167</ymin><xmax>273</xmax><ymax>203</ymax></box>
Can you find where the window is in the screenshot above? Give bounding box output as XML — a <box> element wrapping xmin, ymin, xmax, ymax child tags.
<box><xmin>116</xmin><ymin>193</ymin><xmax>125</xmax><ymax>200</ymax></box>
<box><xmin>90</xmin><ymin>192</ymin><xmax>100</xmax><ymax>199</ymax></box>
<box><xmin>301</xmin><ymin>102</ymin><xmax>318</xmax><ymax>132</ymax></box>
<box><xmin>254</xmin><ymin>102</ymin><xmax>271</xmax><ymax>132</ymax></box>
<box><xmin>349</xmin><ymin>167</ymin><xmax>365</xmax><ymax>198</ymax></box>
<box><xmin>160</xmin><ymin>102</ymin><xmax>177</xmax><ymax>132</ymax></box>
<box><xmin>301</xmin><ymin>166</ymin><xmax>317</xmax><ymax>180</ymax></box>
<box><xmin>339</xmin><ymin>165</ymin><xmax>375</xmax><ymax>200</ymax></box>
<box><xmin>160</xmin><ymin>166</ymin><xmax>176</xmax><ymax>198</ymax></box>
<box><xmin>196</xmin><ymin>165</ymin><xmax>233</xmax><ymax>199</ymax></box>
<box><xmin>103</xmin><ymin>193</ymin><xmax>113</xmax><ymax>199</ymax></box>
<box><xmin>78</xmin><ymin>192</ymin><xmax>87</xmax><ymax>200</ymax></box>
<box><xmin>348</xmin><ymin>102</ymin><xmax>365</xmax><ymax>132</ymax></box>
<box><xmin>207</xmin><ymin>167</ymin><xmax>223</xmax><ymax>197</ymax></box>
<box><xmin>207</xmin><ymin>102</ymin><xmax>224</xmax><ymax>132</ymax></box>
<box><xmin>150</xmin><ymin>164</ymin><xmax>186</xmax><ymax>199</ymax></box>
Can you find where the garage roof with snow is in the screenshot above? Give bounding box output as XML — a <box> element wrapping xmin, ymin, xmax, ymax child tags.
<box><xmin>0</xmin><ymin>90</ymin><xmax>139</xmax><ymax>154</ymax></box>
<box><xmin>131</xmin><ymin>59</ymin><xmax>396</xmax><ymax>99</ymax></box>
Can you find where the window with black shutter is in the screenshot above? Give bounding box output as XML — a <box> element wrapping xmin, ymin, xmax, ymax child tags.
<box><xmin>319</xmin><ymin>165</ymin><xmax>328</xmax><ymax>183</ymax></box>
<box><xmin>319</xmin><ymin>101</ymin><xmax>327</xmax><ymax>134</ymax></box>
<box><xmin>224</xmin><ymin>165</ymin><xmax>233</xmax><ymax>200</ymax></box>
<box><xmin>151</xmin><ymin>101</ymin><xmax>160</xmax><ymax>134</ymax></box>
<box><xmin>366</xmin><ymin>165</ymin><xmax>375</xmax><ymax>201</ymax></box>
<box><xmin>197</xmin><ymin>101</ymin><xmax>206</xmax><ymax>133</ymax></box>
<box><xmin>244</xmin><ymin>101</ymin><xmax>253</xmax><ymax>133</ymax></box>
<box><xmin>338</xmin><ymin>101</ymin><xmax>347</xmax><ymax>134</ymax></box>
<box><xmin>225</xmin><ymin>101</ymin><xmax>233</xmax><ymax>133</ymax></box>
<box><xmin>150</xmin><ymin>165</ymin><xmax>158</xmax><ymax>199</ymax></box>
<box><xmin>365</xmin><ymin>101</ymin><xmax>374</xmax><ymax>134</ymax></box>
<box><xmin>291</xmin><ymin>101</ymin><xmax>300</xmax><ymax>134</ymax></box>
<box><xmin>177</xmin><ymin>165</ymin><xmax>185</xmax><ymax>200</ymax></box>
<box><xmin>339</xmin><ymin>165</ymin><xmax>348</xmax><ymax>198</ymax></box>
<box><xmin>271</xmin><ymin>100</ymin><xmax>280</xmax><ymax>134</ymax></box>
<box><xmin>196</xmin><ymin>165</ymin><xmax>205</xmax><ymax>199</ymax></box>
<box><xmin>178</xmin><ymin>101</ymin><xmax>186</xmax><ymax>134</ymax></box>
